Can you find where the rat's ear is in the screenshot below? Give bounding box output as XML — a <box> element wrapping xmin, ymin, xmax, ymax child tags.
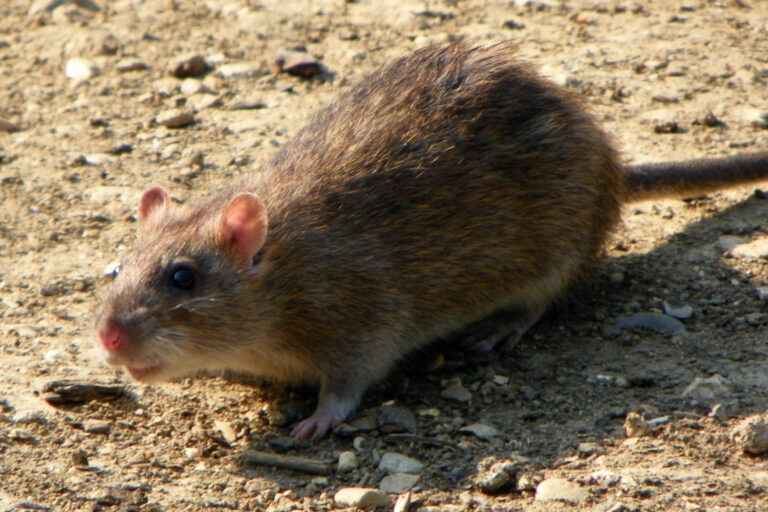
<box><xmin>220</xmin><ymin>193</ymin><xmax>268</xmax><ymax>268</ymax></box>
<box><xmin>138</xmin><ymin>187</ymin><xmax>171</xmax><ymax>231</ymax></box>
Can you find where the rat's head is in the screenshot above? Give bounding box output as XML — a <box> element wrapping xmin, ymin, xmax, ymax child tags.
<box><xmin>93</xmin><ymin>187</ymin><xmax>269</xmax><ymax>383</ymax></box>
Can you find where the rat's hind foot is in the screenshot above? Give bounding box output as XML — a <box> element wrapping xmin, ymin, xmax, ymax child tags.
<box><xmin>461</xmin><ymin>305</ymin><xmax>546</xmax><ymax>354</ymax></box>
<box><xmin>291</xmin><ymin>385</ymin><xmax>360</xmax><ymax>440</ymax></box>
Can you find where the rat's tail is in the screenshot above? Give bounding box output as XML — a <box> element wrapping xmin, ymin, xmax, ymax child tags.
<box><xmin>623</xmin><ymin>152</ymin><xmax>768</xmax><ymax>202</ymax></box>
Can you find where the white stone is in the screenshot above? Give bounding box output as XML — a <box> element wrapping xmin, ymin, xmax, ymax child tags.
<box><xmin>379</xmin><ymin>473</ymin><xmax>420</xmax><ymax>494</ymax></box>
<box><xmin>65</xmin><ymin>58</ymin><xmax>98</xmax><ymax>80</ymax></box>
<box><xmin>334</xmin><ymin>487</ymin><xmax>389</xmax><ymax>508</ymax></box>
<box><xmin>535</xmin><ymin>478</ymin><xmax>587</xmax><ymax>504</ymax></box>
<box><xmin>337</xmin><ymin>451</ymin><xmax>358</xmax><ymax>473</ymax></box>
<box><xmin>378</xmin><ymin>453</ymin><xmax>423</xmax><ymax>474</ymax></box>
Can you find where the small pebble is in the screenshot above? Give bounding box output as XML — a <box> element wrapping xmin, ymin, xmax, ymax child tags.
<box><xmin>214</xmin><ymin>419</ymin><xmax>237</xmax><ymax>444</ymax></box>
<box><xmin>65</xmin><ymin>58</ymin><xmax>98</xmax><ymax>80</ymax></box>
<box><xmin>83</xmin><ymin>419</ymin><xmax>111</xmax><ymax>434</ymax></box>
<box><xmin>756</xmin><ymin>287</ymin><xmax>768</xmax><ymax>301</ymax></box>
<box><xmin>334</xmin><ymin>487</ymin><xmax>390</xmax><ymax>509</ymax></box>
<box><xmin>535</xmin><ymin>478</ymin><xmax>587</xmax><ymax>504</ymax></box>
<box><xmin>459</xmin><ymin>423</ymin><xmax>502</xmax><ymax>441</ymax></box>
<box><xmin>168</xmin><ymin>54</ymin><xmax>210</xmax><ymax>78</ymax></box>
<box><xmin>0</xmin><ymin>118</ymin><xmax>21</xmax><ymax>132</ymax></box>
<box><xmin>216</xmin><ymin>62</ymin><xmax>263</xmax><ymax>78</ymax></box>
<box><xmin>441</xmin><ymin>379</ymin><xmax>472</xmax><ymax>402</ymax></box>
<box><xmin>732</xmin><ymin>415</ymin><xmax>768</xmax><ymax>455</ymax></box>
<box><xmin>378</xmin><ymin>453</ymin><xmax>423</xmax><ymax>474</ymax></box>
<box><xmin>731</xmin><ymin>238</ymin><xmax>768</xmax><ymax>259</ymax></box>
<box><xmin>680</xmin><ymin>374</ymin><xmax>730</xmax><ymax>408</ymax></box>
<box><xmin>739</xmin><ymin>108</ymin><xmax>768</xmax><ymax>129</ymax></box>
<box><xmin>337</xmin><ymin>451</ymin><xmax>358</xmax><ymax>473</ymax></box>
<box><xmin>716</xmin><ymin>235</ymin><xmax>748</xmax><ymax>252</ymax></box>
<box><xmin>473</xmin><ymin>459</ymin><xmax>517</xmax><ymax>494</ymax></box>
<box><xmin>156</xmin><ymin>109</ymin><xmax>195</xmax><ymax>128</ymax></box>
<box><xmin>624</xmin><ymin>412</ymin><xmax>651</xmax><ymax>437</ymax></box>
<box><xmin>116</xmin><ymin>58</ymin><xmax>148</xmax><ymax>72</ymax></box>
<box><xmin>275</xmin><ymin>50</ymin><xmax>322</xmax><ymax>77</ymax></box>
<box><xmin>9</xmin><ymin>429</ymin><xmax>35</xmax><ymax>443</ymax></box>
<box><xmin>180</xmin><ymin>78</ymin><xmax>208</xmax><ymax>96</ymax></box>
<box><xmin>615</xmin><ymin>312</ymin><xmax>686</xmax><ymax>335</ymax></box>
<box><xmin>662</xmin><ymin>300</ymin><xmax>693</xmax><ymax>319</ymax></box>
<box><xmin>377</xmin><ymin>404</ymin><xmax>417</xmax><ymax>433</ymax></box>
<box><xmin>72</xmin><ymin>449</ymin><xmax>89</xmax><ymax>467</ymax></box>
<box><xmin>379</xmin><ymin>473</ymin><xmax>420</xmax><ymax>494</ymax></box>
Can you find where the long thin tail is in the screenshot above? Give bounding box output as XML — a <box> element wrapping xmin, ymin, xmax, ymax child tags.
<box><xmin>623</xmin><ymin>152</ymin><xmax>768</xmax><ymax>202</ymax></box>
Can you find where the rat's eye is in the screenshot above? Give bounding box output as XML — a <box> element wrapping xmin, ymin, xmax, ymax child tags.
<box><xmin>103</xmin><ymin>260</ymin><xmax>122</xmax><ymax>280</ymax></box>
<box><xmin>170</xmin><ymin>265</ymin><xmax>196</xmax><ymax>290</ymax></box>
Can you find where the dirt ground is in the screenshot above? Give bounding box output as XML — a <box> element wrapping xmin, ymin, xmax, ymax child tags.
<box><xmin>3</xmin><ymin>0</ymin><xmax>768</xmax><ymax>510</ymax></box>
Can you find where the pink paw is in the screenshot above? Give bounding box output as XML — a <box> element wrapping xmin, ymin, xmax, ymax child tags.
<box><xmin>291</xmin><ymin>410</ymin><xmax>344</xmax><ymax>440</ymax></box>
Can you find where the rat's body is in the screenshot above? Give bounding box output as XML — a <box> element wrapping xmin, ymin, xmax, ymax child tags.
<box><xmin>94</xmin><ymin>43</ymin><xmax>768</xmax><ymax>439</ymax></box>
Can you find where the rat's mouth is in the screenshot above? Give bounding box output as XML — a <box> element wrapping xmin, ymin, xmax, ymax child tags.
<box><xmin>125</xmin><ymin>364</ymin><xmax>163</xmax><ymax>382</ymax></box>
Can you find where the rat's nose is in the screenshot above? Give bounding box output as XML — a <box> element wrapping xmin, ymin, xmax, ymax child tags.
<box><xmin>97</xmin><ymin>320</ymin><xmax>126</xmax><ymax>354</ymax></box>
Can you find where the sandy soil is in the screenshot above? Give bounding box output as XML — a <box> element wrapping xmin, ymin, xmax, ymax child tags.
<box><xmin>2</xmin><ymin>0</ymin><xmax>768</xmax><ymax>510</ymax></box>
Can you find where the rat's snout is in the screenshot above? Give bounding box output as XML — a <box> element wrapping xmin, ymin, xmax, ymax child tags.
<box><xmin>97</xmin><ymin>319</ymin><xmax>127</xmax><ymax>354</ymax></box>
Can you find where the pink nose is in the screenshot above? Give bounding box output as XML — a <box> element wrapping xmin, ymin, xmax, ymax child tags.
<box><xmin>98</xmin><ymin>320</ymin><xmax>126</xmax><ymax>353</ymax></box>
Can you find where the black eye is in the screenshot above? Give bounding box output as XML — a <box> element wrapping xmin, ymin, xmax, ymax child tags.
<box><xmin>104</xmin><ymin>260</ymin><xmax>121</xmax><ymax>280</ymax></box>
<box><xmin>170</xmin><ymin>265</ymin><xmax>196</xmax><ymax>290</ymax></box>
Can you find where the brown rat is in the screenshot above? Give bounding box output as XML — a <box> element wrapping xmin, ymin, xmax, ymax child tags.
<box><xmin>93</xmin><ymin>43</ymin><xmax>768</xmax><ymax>440</ymax></box>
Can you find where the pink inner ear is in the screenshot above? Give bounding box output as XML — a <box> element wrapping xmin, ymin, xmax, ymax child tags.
<box><xmin>221</xmin><ymin>194</ymin><xmax>268</xmax><ymax>267</ymax></box>
<box><xmin>138</xmin><ymin>187</ymin><xmax>170</xmax><ymax>229</ymax></box>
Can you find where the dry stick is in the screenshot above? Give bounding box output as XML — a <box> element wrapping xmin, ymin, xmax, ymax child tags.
<box><xmin>239</xmin><ymin>450</ymin><xmax>332</xmax><ymax>475</ymax></box>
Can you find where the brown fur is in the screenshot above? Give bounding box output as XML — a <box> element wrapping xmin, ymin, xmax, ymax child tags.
<box><xmin>94</xmin><ymin>43</ymin><xmax>768</xmax><ymax>438</ymax></box>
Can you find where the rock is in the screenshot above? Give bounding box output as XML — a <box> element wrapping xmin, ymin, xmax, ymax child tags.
<box><xmin>228</xmin><ymin>98</ymin><xmax>267</xmax><ymax>110</ymax></box>
<box><xmin>156</xmin><ymin>109</ymin><xmax>196</xmax><ymax>128</ymax></box>
<box><xmin>624</xmin><ymin>412</ymin><xmax>651</xmax><ymax>437</ymax></box>
<box><xmin>716</xmin><ymin>235</ymin><xmax>748</xmax><ymax>252</ymax></box>
<box><xmin>681</xmin><ymin>374</ymin><xmax>730</xmax><ymax>408</ymax></box>
<box><xmin>9</xmin><ymin>429</ymin><xmax>35</xmax><ymax>443</ymax></box>
<box><xmin>168</xmin><ymin>54</ymin><xmax>210</xmax><ymax>78</ymax></box>
<box><xmin>473</xmin><ymin>459</ymin><xmax>518</xmax><ymax>494</ymax></box>
<box><xmin>183</xmin><ymin>447</ymin><xmax>200</xmax><ymax>460</ymax></box>
<box><xmin>731</xmin><ymin>238</ymin><xmax>768</xmax><ymax>259</ymax></box>
<box><xmin>116</xmin><ymin>58</ymin><xmax>148</xmax><ymax>72</ymax></box>
<box><xmin>535</xmin><ymin>478</ymin><xmax>587</xmax><ymax>504</ymax></box>
<box><xmin>615</xmin><ymin>312</ymin><xmax>686</xmax><ymax>335</ymax></box>
<box><xmin>378</xmin><ymin>453</ymin><xmax>423</xmax><ymax>474</ymax></box>
<box><xmin>739</xmin><ymin>108</ymin><xmax>768</xmax><ymax>129</ymax></box>
<box><xmin>275</xmin><ymin>50</ymin><xmax>322</xmax><ymax>77</ymax></box>
<box><xmin>662</xmin><ymin>300</ymin><xmax>693</xmax><ymax>319</ymax></box>
<box><xmin>334</xmin><ymin>487</ymin><xmax>389</xmax><ymax>509</ymax></box>
<box><xmin>154</xmin><ymin>78</ymin><xmax>181</xmax><ymax>97</ymax></box>
<box><xmin>81</xmin><ymin>153</ymin><xmax>114</xmax><ymax>166</ymax></box>
<box><xmin>0</xmin><ymin>118</ymin><xmax>21</xmax><ymax>132</ymax></box>
<box><xmin>180</xmin><ymin>78</ymin><xmax>209</xmax><ymax>96</ymax></box>
<box><xmin>756</xmin><ymin>287</ymin><xmax>768</xmax><ymax>301</ymax></box>
<box><xmin>216</xmin><ymin>62</ymin><xmax>263</xmax><ymax>78</ymax></box>
<box><xmin>732</xmin><ymin>415</ymin><xmax>768</xmax><ymax>455</ymax></box>
<box><xmin>337</xmin><ymin>451</ymin><xmax>358</xmax><ymax>473</ymax></box>
<box><xmin>83</xmin><ymin>419</ymin><xmax>111</xmax><ymax>434</ymax></box>
<box><xmin>71</xmin><ymin>449</ymin><xmax>89</xmax><ymax>467</ymax></box>
<box><xmin>65</xmin><ymin>58</ymin><xmax>98</xmax><ymax>80</ymax></box>
<box><xmin>379</xmin><ymin>473</ymin><xmax>420</xmax><ymax>494</ymax></box>
<box><xmin>377</xmin><ymin>404</ymin><xmax>417</xmax><ymax>434</ymax></box>
<box><xmin>749</xmin><ymin>471</ymin><xmax>768</xmax><ymax>486</ymax></box>
<box><xmin>441</xmin><ymin>379</ymin><xmax>472</xmax><ymax>402</ymax></box>
<box><xmin>109</xmin><ymin>143</ymin><xmax>133</xmax><ymax>155</ymax></box>
<box><xmin>189</xmin><ymin>94</ymin><xmax>222</xmax><ymax>111</ymax></box>
<box><xmin>459</xmin><ymin>423</ymin><xmax>502</xmax><ymax>441</ymax></box>
<box><xmin>214</xmin><ymin>419</ymin><xmax>237</xmax><ymax>444</ymax></box>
